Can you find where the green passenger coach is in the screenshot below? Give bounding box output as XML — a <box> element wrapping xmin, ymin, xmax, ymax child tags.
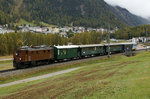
<box><xmin>79</xmin><ymin>44</ymin><xmax>105</xmax><ymax>57</ymax></box>
<box><xmin>104</xmin><ymin>42</ymin><xmax>136</xmax><ymax>53</ymax></box>
<box><xmin>122</xmin><ymin>43</ymin><xmax>136</xmax><ymax>51</ymax></box>
<box><xmin>105</xmin><ymin>43</ymin><xmax>124</xmax><ymax>53</ymax></box>
<box><xmin>53</xmin><ymin>45</ymin><xmax>79</xmax><ymax>60</ymax></box>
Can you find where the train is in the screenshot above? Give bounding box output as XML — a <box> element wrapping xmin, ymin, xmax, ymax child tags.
<box><xmin>13</xmin><ymin>42</ymin><xmax>136</xmax><ymax>69</ymax></box>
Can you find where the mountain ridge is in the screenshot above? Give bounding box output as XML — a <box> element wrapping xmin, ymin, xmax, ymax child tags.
<box><xmin>0</xmin><ymin>0</ymin><xmax>149</xmax><ymax>28</ymax></box>
<box><xmin>111</xmin><ymin>6</ymin><xmax>149</xmax><ymax>26</ymax></box>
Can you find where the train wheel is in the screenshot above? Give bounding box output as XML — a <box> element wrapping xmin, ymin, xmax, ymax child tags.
<box><xmin>49</xmin><ymin>60</ymin><xmax>54</xmax><ymax>64</ymax></box>
<box><xmin>14</xmin><ymin>62</ymin><xmax>20</xmax><ymax>69</ymax></box>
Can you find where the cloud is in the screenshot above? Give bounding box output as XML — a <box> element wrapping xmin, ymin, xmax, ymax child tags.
<box><xmin>104</xmin><ymin>0</ymin><xmax>150</xmax><ymax>18</ymax></box>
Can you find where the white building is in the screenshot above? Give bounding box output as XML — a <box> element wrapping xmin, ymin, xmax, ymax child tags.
<box><xmin>132</xmin><ymin>37</ymin><xmax>149</xmax><ymax>43</ymax></box>
<box><xmin>0</xmin><ymin>28</ymin><xmax>15</xmax><ymax>34</ymax></box>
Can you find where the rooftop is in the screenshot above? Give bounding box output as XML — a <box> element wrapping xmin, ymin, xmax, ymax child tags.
<box><xmin>19</xmin><ymin>45</ymin><xmax>53</xmax><ymax>51</ymax></box>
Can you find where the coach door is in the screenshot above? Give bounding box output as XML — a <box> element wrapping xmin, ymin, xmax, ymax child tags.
<box><xmin>28</xmin><ymin>51</ymin><xmax>31</xmax><ymax>61</ymax></box>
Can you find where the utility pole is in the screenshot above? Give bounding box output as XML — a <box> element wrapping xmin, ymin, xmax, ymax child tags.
<box><xmin>146</xmin><ymin>27</ymin><xmax>148</xmax><ymax>51</ymax></box>
<box><xmin>108</xmin><ymin>24</ymin><xmax>111</xmax><ymax>58</ymax></box>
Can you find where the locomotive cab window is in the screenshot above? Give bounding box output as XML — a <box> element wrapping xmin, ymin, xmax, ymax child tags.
<box><xmin>36</xmin><ymin>51</ymin><xmax>39</xmax><ymax>54</ymax></box>
<box><xmin>26</xmin><ymin>51</ymin><xmax>28</xmax><ymax>56</ymax></box>
<box><xmin>31</xmin><ymin>51</ymin><xmax>34</xmax><ymax>55</ymax></box>
<box><xmin>43</xmin><ymin>50</ymin><xmax>46</xmax><ymax>54</ymax></box>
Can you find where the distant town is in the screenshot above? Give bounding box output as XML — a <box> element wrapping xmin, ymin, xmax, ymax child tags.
<box><xmin>0</xmin><ymin>24</ymin><xmax>118</xmax><ymax>37</ymax></box>
<box><xmin>1</xmin><ymin>24</ymin><xmax>150</xmax><ymax>44</ymax></box>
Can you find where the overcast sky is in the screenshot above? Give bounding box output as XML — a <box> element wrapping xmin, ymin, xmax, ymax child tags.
<box><xmin>104</xmin><ymin>0</ymin><xmax>150</xmax><ymax>19</ymax></box>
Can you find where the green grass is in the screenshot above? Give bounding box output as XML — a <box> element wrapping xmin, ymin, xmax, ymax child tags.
<box><xmin>14</xmin><ymin>19</ymin><xmax>57</xmax><ymax>27</ymax></box>
<box><xmin>14</xmin><ymin>19</ymin><xmax>36</xmax><ymax>26</ymax></box>
<box><xmin>0</xmin><ymin>60</ymin><xmax>13</xmax><ymax>70</ymax></box>
<box><xmin>0</xmin><ymin>55</ymin><xmax>12</xmax><ymax>59</ymax></box>
<box><xmin>0</xmin><ymin>51</ymin><xmax>150</xmax><ymax>99</ymax></box>
<box><xmin>140</xmin><ymin>42</ymin><xmax>150</xmax><ymax>46</ymax></box>
<box><xmin>39</xmin><ymin>22</ymin><xmax>57</xmax><ymax>27</ymax></box>
<box><xmin>0</xmin><ymin>60</ymin><xmax>12</xmax><ymax>64</ymax></box>
<box><xmin>0</xmin><ymin>56</ymin><xmax>111</xmax><ymax>84</ymax></box>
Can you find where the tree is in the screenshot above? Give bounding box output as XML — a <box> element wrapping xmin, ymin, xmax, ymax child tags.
<box><xmin>17</xmin><ymin>39</ymin><xmax>24</xmax><ymax>48</ymax></box>
<box><xmin>0</xmin><ymin>35</ymin><xmax>8</xmax><ymax>55</ymax></box>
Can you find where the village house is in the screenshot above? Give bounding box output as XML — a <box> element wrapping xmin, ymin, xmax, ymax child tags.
<box><xmin>132</xmin><ymin>37</ymin><xmax>150</xmax><ymax>43</ymax></box>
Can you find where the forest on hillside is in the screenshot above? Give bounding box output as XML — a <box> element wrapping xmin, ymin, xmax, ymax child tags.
<box><xmin>0</xmin><ymin>31</ymin><xmax>103</xmax><ymax>56</ymax></box>
<box><xmin>0</xmin><ymin>0</ymin><xmax>126</xmax><ymax>28</ymax></box>
<box><xmin>112</xmin><ymin>25</ymin><xmax>150</xmax><ymax>39</ymax></box>
<box><xmin>0</xmin><ymin>24</ymin><xmax>150</xmax><ymax>56</ymax></box>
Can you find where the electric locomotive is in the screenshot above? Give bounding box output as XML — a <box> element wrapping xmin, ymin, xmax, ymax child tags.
<box><xmin>13</xmin><ymin>42</ymin><xmax>136</xmax><ymax>69</ymax></box>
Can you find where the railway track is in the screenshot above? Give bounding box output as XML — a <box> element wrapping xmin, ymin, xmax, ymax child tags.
<box><xmin>0</xmin><ymin>69</ymin><xmax>16</xmax><ymax>73</ymax></box>
<box><xmin>0</xmin><ymin>49</ymin><xmax>147</xmax><ymax>77</ymax></box>
<box><xmin>0</xmin><ymin>55</ymin><xmax>108</xmax><ymax>77</ymax></box>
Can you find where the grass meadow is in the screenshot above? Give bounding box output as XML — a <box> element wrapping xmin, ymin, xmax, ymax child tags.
<box><xmin>0</xmin><ymin>55</ymin><xmax>12</xmax><ymax>60</ymax></box>
<box><xmin>0</xmin><ymin>60</ymin><xmax>13</xmax><ymax>71</ymax></box>
<box><xmin>0</xmin><ymin>51</ymin><xmax>150</xmax><ymax>99</ymax></box>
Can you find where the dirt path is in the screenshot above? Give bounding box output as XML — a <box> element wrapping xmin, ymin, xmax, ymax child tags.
<box><xmin>0</xmin><ymin>67</ymin><xmax>82</xmax><ymax>88</ymax></box>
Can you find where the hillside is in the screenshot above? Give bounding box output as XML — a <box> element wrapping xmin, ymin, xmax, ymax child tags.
<box><xmin>0</xmin><ymin>0</ymin><xmax>149</xmax><ymax>28</ymax></box>
<box><xmin>113</xmin><ymin>24</ymin><xmax>150</xmax><ymax>39</ymax></box>
<box><xmin>111</xmin><ymin>6</ymin><xmax>149</xmax><ymax>26</ymax></box>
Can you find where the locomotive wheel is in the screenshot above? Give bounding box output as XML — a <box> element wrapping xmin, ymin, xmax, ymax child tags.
<box><xmin>48</xmin><ymin>60</ymin><xmax>54</xmax><ymax>64</ymax></box>
<box><xmin>13</xmin><ymin>62</ymin><xmax>20</xmax><ymax>69</ymax></box>
<box><xmin>18</xmin><ymin>62</ymin><xmax>29</xmax><ymax>69</ymax></box>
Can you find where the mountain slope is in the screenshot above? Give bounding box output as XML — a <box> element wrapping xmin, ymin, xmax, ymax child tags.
<box><xmin>0</xmin><ymin>0</ymin><xmax>149</xmax><ymax>28</ymax></box>
<box><xmin>20</xmin><ymin>0</ymin><xmax>126</xmax><ymax>28</ymax></box>
<box><xmin>0</xmin><ymin>0</ymin><xmax>15</xmax><ymax>24</ymax></box>
<box><xmin>111</xmin><ymin>6</ymin><xmax>149</xmax><ymax>26</ymax></box>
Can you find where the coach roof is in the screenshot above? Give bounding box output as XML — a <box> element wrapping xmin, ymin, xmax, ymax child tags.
<box><xmin>79</xmin><ymin>44</ymin><xmax>104</xmax><ymax>48</ymax></box>
<box><xmin>104</xmin><ymin>42</ymin><xmax>136</xmax><ymax>46</ymax></box>
<box><xmin>54</xmin><ymin>45</ymin><xmax>79</xmax><ymax>49</ymax></box>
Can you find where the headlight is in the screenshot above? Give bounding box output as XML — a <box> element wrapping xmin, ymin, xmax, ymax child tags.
<box><xmin>19</xmin><ymin>58</ymin><xmax>22</xmax><ymax>61</ymax></box>
<box><xmin>16</xmin><ymin>53</ymin><xmax>18</xmax><ymax>56</ymax></box>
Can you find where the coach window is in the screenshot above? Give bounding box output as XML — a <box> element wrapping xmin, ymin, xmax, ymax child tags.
<box><xmin>63</xmin><ymin>49</ymin><xmax>67</xmax><ymax>55</ymax></box>
<box><xmin>95</xmin><ymin>47</ymin><xmax>97</xmax><ymax>51</ymax></box>
<box><xmin>99</xmin><ymin>46</ymin><xmax>101</xmax><ymax>49</ymax></box>
<box><xmin>48</xmin><ymin>50</ymin><xmax>50</xmax><ymax>53</ymax></box>
<box><xmin>36</xmin><ymin>51</ymin><xmax>39</xmax><ymax>55</ymax></box>
<box><xmin>58</xmin><ymin>50</ymin><xmax>60</xmax><ymax>55</ymax></box>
